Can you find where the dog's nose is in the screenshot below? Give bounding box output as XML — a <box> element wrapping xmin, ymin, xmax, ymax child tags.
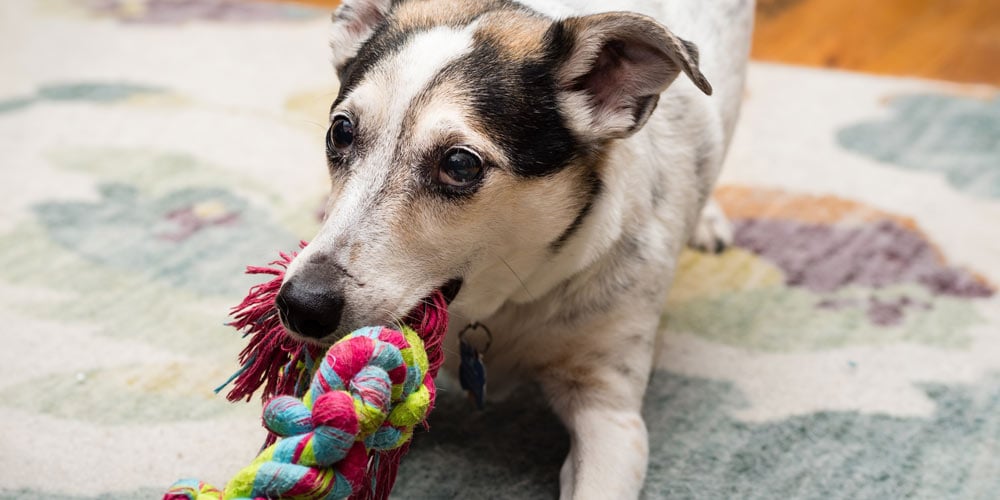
<box><xmin>276</xmin><ymin>277</ymin><xmax>345</xmax><ymax>339</ymax></box>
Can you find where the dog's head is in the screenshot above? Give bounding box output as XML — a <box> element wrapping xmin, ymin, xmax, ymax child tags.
<box><xmin>277</xmin><ymin>0</ymin><xmax>711</xmax><ymax>343</ymax></box>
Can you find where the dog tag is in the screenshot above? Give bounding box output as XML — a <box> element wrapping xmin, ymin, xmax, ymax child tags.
<box><xmin>458</xmin><ymin>322</ymin><xmax>491</xmax><ymax>410</ymax></box>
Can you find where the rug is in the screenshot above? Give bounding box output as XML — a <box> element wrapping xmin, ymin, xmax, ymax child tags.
<box><xmin>1</xmin><ymin>1</ymin><xmax>998</xmax><ymax>499</ymax></box>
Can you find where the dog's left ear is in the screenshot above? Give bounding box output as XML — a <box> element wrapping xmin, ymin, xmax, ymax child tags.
<box><xmin>549</xmin><ymin>12</ymin><xmax>712</xmax><ymax>140</ymax></box>
<box><xmin>330</xmin><ymin>0</ymin><xmax>393</xmax><ymax>73</ymax></box>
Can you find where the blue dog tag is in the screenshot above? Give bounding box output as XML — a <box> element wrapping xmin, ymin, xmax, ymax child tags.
<box><xmin>458</xmin><ymin>322</ymin><xmax>491</xmax><ymax>410</ymax></box>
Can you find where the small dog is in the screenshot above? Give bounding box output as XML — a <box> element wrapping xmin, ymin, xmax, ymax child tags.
<box><xmin>276</xmin><ymin>0</ymin><xmax>753</xmax><ymax>497</ymax></box>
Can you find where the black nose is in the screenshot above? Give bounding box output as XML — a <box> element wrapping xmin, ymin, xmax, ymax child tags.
<box><xmin>276</xmin><ymin>277</ymin><xmax>345</xmax><ymax>339</ymax></box>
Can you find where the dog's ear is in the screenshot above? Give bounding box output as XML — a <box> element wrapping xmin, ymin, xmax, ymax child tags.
<box><xmin>330</xmin><ymin>0</ymin><xmax>393</xmax><ymax>72</ymax></box>
<box><xmin>549</xmin><ymin>12</ymin><xmax>712</xmax><ymax>140</ymax></box>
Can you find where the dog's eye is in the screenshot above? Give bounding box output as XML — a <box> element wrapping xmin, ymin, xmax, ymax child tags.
<box><xmin>327</xmin><ymin>116</ymin><xmax>354</xmax><ymax>153</ymax></box>
<box><xmin>438</xmin><ymin>147</ymin><xmax>483</xmax><ymax>187</ymax></box>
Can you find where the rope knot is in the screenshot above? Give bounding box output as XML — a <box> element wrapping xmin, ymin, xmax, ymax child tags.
<box><xmin>167</xmin><ymin>325</ymin><xmax>437</xmax><ymax>500</ymax></box>
<box><xmin>166</xmin><ymin>251</ymin><xmax>450</xmax><ymax>500</ymax></box>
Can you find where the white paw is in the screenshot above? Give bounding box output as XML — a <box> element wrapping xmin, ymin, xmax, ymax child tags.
<box><xmin>688</xmin><ymin>200</ymin><xmax>733</xmax><ymax>254</ymax></box>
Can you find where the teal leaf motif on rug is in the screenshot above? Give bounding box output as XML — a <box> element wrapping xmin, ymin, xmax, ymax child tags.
<box><xmin>35</xmin><ymin>183</ymin><xmax>284</xmax><ymax>295</ymax></box>
<box><xmin>837</xmin><ymin>94</ymin><xmax>1000</xmax><ymax>199</ymax></box>
<box><xmin>28</xmin><ymin>148</ymin><xmax>301</xmax><ymax>296</ymax></box>
<box><xmin>0</xmin><ymin>82</ymin><xmax>166</xmax><ymax>114</ymax></box>
<box><xmin>394</xmin><ymin>372</ymin><xmax>1000</xmax><ymax>500</ymax></box>
<box><xmin>639</xmin><ymin>373</ymin><xmax>1000</xmax><ymax>500</ymax></box>
<box><xmin>0</xmin><ymin>148</ymin><xmax>307</xmax><ymax>353</ymax></box>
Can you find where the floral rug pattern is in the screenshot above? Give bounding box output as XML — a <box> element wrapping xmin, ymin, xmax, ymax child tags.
<box><xmin>0</xmin><ymin>1</ymin><xmax>998</xmax><ymax>498</ymax></box>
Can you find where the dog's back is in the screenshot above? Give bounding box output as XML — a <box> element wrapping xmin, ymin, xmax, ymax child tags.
<box><xmin>659</xmin><ymin>0</ymin><xmax>754</xmax><ymax>139</ymax></box>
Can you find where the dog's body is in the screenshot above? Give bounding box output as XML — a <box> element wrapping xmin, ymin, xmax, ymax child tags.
<box><xmin>276</xmin><ymin>0</ymin><xmax>753</xmax><ymax>497</ymax></box>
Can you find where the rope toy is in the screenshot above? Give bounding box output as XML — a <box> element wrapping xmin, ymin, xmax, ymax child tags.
<box><xmin>165</xmin><ymin>246</ymin><xmax>449</xmax><ymax>500</ymax></box>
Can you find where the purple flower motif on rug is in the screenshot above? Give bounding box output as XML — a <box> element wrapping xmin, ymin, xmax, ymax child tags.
<box><xmin>732</xmin><ymin>217</ymin><xmax>992</xmax><ymax>327</ymax></box>
<box><xmin>664</xmin><ymin>185</ymin><xmax>995</xmax><ymax>350</ymax></box>
<box><xmin>734</xmin><ymin>218</ymin><xmax>992</xmax><ymax>298</ymax></box>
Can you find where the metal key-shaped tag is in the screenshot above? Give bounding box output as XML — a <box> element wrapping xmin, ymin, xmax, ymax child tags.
<box><xmin>458</xmin><ymin>322</ymin><xmax>492</xmax><ymax>410</ymax></box>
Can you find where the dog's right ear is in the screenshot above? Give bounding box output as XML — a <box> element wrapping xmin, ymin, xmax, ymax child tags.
<box><xmin>330</xmin><ymin>0</ymin><xmax>393</xmax><ymax>72</ymax></box>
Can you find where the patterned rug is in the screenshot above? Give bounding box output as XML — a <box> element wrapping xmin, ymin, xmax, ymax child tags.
<box><xmin>1</xmin><ymin>1</ymin><xmax>998</xmax><ymax>498</ymax></box>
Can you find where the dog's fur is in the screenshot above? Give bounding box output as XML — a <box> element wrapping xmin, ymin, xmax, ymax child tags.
<box><xmin>279</xmin><ymin>0</ymin><xmax>753</xmax><ymax>497</ymax></box>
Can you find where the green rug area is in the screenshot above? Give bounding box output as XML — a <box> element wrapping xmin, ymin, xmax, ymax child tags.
<box><xmin>396</xmin><ymin>372</ymin><xmax>1000</xmax><ymax>499</ymax></box>
<box><xmin>1</xmin><ymin>1</ymin><xmax>997</xmax><ymax>498</ymax></box>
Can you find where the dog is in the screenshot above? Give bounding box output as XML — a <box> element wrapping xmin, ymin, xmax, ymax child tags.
<box><xmin>275</xmin><ymin>0</ymin><xmax>753</xmax><ymax>497</ymax></box>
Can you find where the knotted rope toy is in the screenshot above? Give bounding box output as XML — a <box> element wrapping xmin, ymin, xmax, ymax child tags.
<box><xmin>165</xmin><ymin>247</ymin><xmax>449</xmax><ymax>500</ymax></box>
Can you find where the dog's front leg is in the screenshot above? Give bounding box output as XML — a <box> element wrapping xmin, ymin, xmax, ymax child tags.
<box><xmin>538</xmin><ymin>314</ymin><xmax>656</xmax><ymax>500</ymax></box>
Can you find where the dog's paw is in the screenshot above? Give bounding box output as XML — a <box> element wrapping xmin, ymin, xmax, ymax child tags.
<box><xmin>688</xmin><ymin>200</ymin><xmax>733</xmax><ymax>254</ymax></box>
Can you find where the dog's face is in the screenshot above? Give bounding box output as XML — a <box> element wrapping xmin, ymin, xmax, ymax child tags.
<box><xmin>277</xmin><ymin>0</ymin><xmax>710</xmax><ymax>343</ymax></box>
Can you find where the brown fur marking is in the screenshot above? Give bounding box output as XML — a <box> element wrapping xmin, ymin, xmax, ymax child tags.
<box><xmin>474</xmin><ymin>11</ymin><xmax>551</xmax><ymax>60</ymax></box>
<box><xmin>391</xmin><ymin>0</ymin><xmax>503</xmax><ymax>31</ymax></box>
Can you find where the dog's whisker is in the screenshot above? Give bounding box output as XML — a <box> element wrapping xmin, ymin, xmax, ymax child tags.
<box><xmin>417</xmin><ymin>297</ymin><xmax>449</xmax><ymax>314</ymax></box>
<box><xmin>418</xmin><ymin>297</ymin><xmax>470</xmax><ymax>324</ymax></box>
<box><xmin>303</xmin><ymin>119</ymin><xmax>328</xmax><ymax>128</ymax></box>
<box><xmin>493</xmin><ymin>253</ymin><xmax>535</xmax><ymax>302</ymax></box>
<box><xmin>378</xmin><ymin>307</ymin><xmax>407</xmax><ymax>332</ymax></box>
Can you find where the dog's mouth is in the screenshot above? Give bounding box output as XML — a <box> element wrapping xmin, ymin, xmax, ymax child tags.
<box><xmin>440</xmin><ymin>277</ymin><xmax>463</xmax><ymax>305</ymax></box>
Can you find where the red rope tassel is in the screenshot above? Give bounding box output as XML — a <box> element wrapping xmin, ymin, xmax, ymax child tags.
<box><xmin>223</xmin><ymin>243</ymin><xmax>323</xmax><ymax>407</ymax></box>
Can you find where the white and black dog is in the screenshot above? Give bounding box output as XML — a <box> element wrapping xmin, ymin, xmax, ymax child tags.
<box><xmin>276</xmin><ymin>0</ymin><xmax>753</xmax><ymax>497</ymax></box>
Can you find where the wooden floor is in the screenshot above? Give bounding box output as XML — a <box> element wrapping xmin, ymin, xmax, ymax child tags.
<box><xmin>754</xmin><ymin>0</ymin><xmax>1000</xmax><ymax>85</ymax></box>
<box><xmin>279</xmin><ymin>0</ymin><xmax>1000</xmax><ymax>85</ymax></box>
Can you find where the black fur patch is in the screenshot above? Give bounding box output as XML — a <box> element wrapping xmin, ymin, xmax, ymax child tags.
<box><xmin>442</xmin><ymin>34</ymin><xmax>582</xmax><ymax>178</ymax></box>
<box><xmin>542</xmin><ymin>19</ymin><xmax>576</xmax><ymax>69</ymax></box>
<box><xmin>335</xmin><ymin>0</ymin><xmax>517</xmax><ymax>106</ymax></box>
<box><xmin>549</xmin><ymin>169</ymin><xmax>603</xmax><ymax>251</ymax></box>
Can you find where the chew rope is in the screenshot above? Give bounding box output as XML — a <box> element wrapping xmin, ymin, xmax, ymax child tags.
<box><xmin>166</xmin><ymin>326</ymin><xmax>434</xmax><ymax>499</ymax></box>
<box><xmin>166</xmin><ymin>248</ymin><xmax>449</xmax><ymax>500</ymax></box>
